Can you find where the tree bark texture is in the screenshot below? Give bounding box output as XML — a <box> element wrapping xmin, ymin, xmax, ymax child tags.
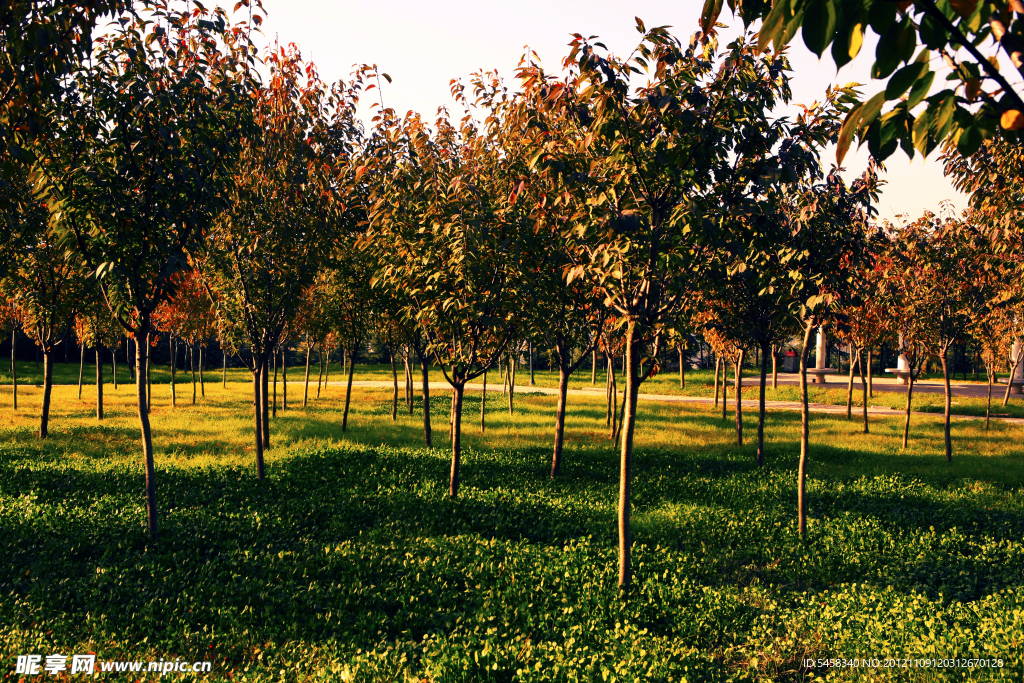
<box><xmin>480</xmin><ymin>370</ymin><xmax>487</xmax><ymax>433</ymax></box>
<box><xmin>797</xmin><ymin>322</ymin><xmax>814</xmax><ymax>541</ymax></box>
<box><xmin>617</xmin><ymin>322</ymin><xmax>641</xmax><ymax>594</ymax></box>
<box><xmin>858</xmin><ymin>348</ymin><xmax>869</xmax><ymax>434</ymax></box>
<box><xmin>390</xmin><ymin>348</ymin><xmax>398</xmax><ymax>421</ymax></box>
<box><xmin>420</xmin><ymin>355</ymin><xmax>432</xmax><ymax>448</ymax></box>
<box><xmin>78</xmin><ymin>340</ymin><xmax>85</xmax><ymax>399</ymax></box>
<box><xmin>135</xmin><ymin>325</ymin><xmax>158</xmax><ymax>539</ymax></box>
<box><xmin>96</xmin><ymin>346</ymin><xmax>104</xmax><ymax>420</ymax></box>
<box><xmin>39</xmin><ymin>350</ymin><xmax>53</xmax><ymax>438</ymax></box>
<box><xmin>253</xmin><ymin>367</ymin><xmax>265</xmax><ymax>480</ymax></box>
<box><xmin>342</xmin><ymin>347</ymin><xmax>356</xmax><ymax>432</ymax></box>
<box><xmin>303</xmin><ymin>340</ymin><xmax>311</xmax><ymax>407</ymax></box>
<box><xmin>734</xmin><ymin>349</ymin><xmax>744</xmax><ymax>446</ymax></box>
<box><xmin>940</xmin><ymin>348</ymin><xmax>952</xmax><ymax>462</ymax></box>
<box><xmin>551</xmin><ymin>360</ymin><xmax>569</xmax><ymax>478</ymax></box>
<box><xmin>757</xmin><ymin>340</ymin><xmax>768</xmax><ymax>467</ymax></box>
<box><xmin>448</xmin><ymin>381</ymin><xmax>465</xmax><ymax>497</ymax></box>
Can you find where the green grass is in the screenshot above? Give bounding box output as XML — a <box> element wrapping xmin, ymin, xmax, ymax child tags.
<box><xmin>5</xmin><ymin>357</ymin><xmax>1023</xmax><ymax>420</ymax></box>
<box><xmin>0</xmin><ymin>381</ymin><xmax>1022</xmax><ymax>681</ymax></box>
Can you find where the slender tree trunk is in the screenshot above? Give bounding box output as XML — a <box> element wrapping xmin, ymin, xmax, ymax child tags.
<box><xmin>281</xmin><ymin>348</ymin><xmax>288</xmax><ymax>412</ymax></box>
<box><xmin>420</xmin><ymin>353</ymin><xmax>432</xmax><ymax>447</ymax></box>
<box><xmin>713</xmin><ymin>356</ymin><xmax>720</xmax><ymax>408</ymax></box>
<box><xmin>253</xmin><ymin>366</ymin><xmax>265</xmax><ymax>480</ymax></box>
<box><xmin>38</xmin><ymin>349</ymin><xmax>54</xmax><ymax>438</ymax></box>
<box><xmin>605</xmin><ymin>353</ymin><xmax>613</xmax><ymax>425</ymax></box>
<box><xmin>609</xmin><ymin>355</ymin><xmax>618</xmax><ymax>438</ymax></box>
<box><xmin>551</xmin><ymin>355</ymin><xmax>570</xmax><ymax>478</ymax></box>
<box><xmin>199</xmin><ymin>346</ymin><xmax>204</xmax><ymax>398</ymax></box>
<box><xmin>771</xmin><ymin>347</ymin><xmax>778</xmax><ymax>389</ymax></box>
<box><xmin>1001</xmin><ymin>354</ymin><xmax>1022</xmax><ymax>406</ymax></box>
<box><xmin>448</xmin><ymin>381</ymin><xmax>465</xmax><ymax>497</ymax></box>
<box><xmin>480</xmin><ymin>370</ymin><xmax>487</xmax><ymax>432</ymax></box>
<box><xmin>845</xmin><ymin>346</ymin><xmax>858</xmax><ymax>420</ymax></box>
<box><xmin>986</xmin><ymin>361</ymin><xmax>994</xmax><ymax>429</ymax></box>
<box><xmin>262</xmin><ymin>355</ymin><xmax>270</xmax><ymax>449</ymax></box>
<box><xmin>128</xmin><ymin>336</ymin><xmax>134</xmax><ymax>380</ymax></box>
<box><xmin>190</xmin><ymin>344</ymin><xmax>196</xmax><ymax>405</ymax></box>
<box><xmin>858</xmin><ymin>348</ymin><xmax>869</xmax><ymax>434</ymax></box>
<box><xmin>342</xmin><ymin>348</ymin><xmax>356</xmax><ymax>432</ymax></box>
<box><xmin>617</xmin><ymin>321</ymin><xmax>641</xmax><ymax>594</ymax></box>
<box><xmin>721</xmin><ymin>357</ymin><xmax>728</xmax><ymax>421</ymax></box>
<box><xmin>303</xmin><ymin>339</ymin><xmax>311</xmax><ymax>408</ymax></box>
<box><xmin>507</xmin><ymin>354</ymin><xmax>517</xmax><ymax>415</ymax></box>
<box><xmin>757</xmin><ymin>340</ymin><xmax>768</xmax><ymax>467</ymax></box>
<box><xmin>169</xmin><ymin>335</ymin><xmax>176</xmax><ymax>408</ymax></box>
<box><xmin>316</xmin><ymin>343</ymin><xmax>324</xmax><ymax>399</ymax></box>
<box><xmin>135</xmin><ymin>324</ymin><xmax>158</xmax><ymax>539</ymax></box>
<box><xmin>222</xmin><ymin>350</ymin><xmax>227</xmax><ymax>388</ymax></box>
<box><xmin>11</xmin><ymin>329</ymin><xmax>17</xmax><ymax>411</ymax></box>
<box><xmin>449</xmin><ymin>383</ymin><xmax>456</xmax><ymax>443</ymax></box>
<box><xmin>902</xmin><ymin>371</ymin><xmax>916</xmax><ymax>449</ymax></box>
<box><xmin>272</xmin><ymin>348</ymin><xmax>277</xmax><ymax>418</ymax></box>
<box><xmin>941</xmin><ymin>347</ymin><xmax>952</xmax><ymax>462</ymax></box>
<box><xmin>390</xmin><ymin>347</ymin><xmax>398</xmax><ymax>421</ymax></box>
<box><xmin>111</xmin><ymin>346</ymin><xmax>117</xmax><ymax>389</ymax></box>
<box><xmin>77</xmin><ymin>340</ymin><xmax>85</xmax><ymax>399</ymax></box>
<box><xmin>96</xmin><ymin>346</ymin><xmax>104</xmax><ymax>420</ymax></box>
<box><xmin>529</xmin><ymin>341</ymin><xmax>534</xmax><ymax>386</ymax></box>
<box><xmin>797</xmin><ymin>321</ymin><xmax>814</xmax><ymax>540</ymax></box>
<box><xmin>404</xmin><ymin>349</ymin><xmax>413</xmax><ymax>415</ymax></box>
<box><xmin>613</xmin><ymin>383</ymin><xmax>626</xmax><ymax>445</ymax></box>
<box><xmin>591</xmin><ymin>348</ymin><xmax>597</xmax><ymax>385</ymax></box>
<box><xmin>146</xmin><ymin>350</ymin><xmax>151</xmax><ymax>412</ymax></box>
<box><xmin>867</xmin><ymin>348</ymin><xmax>874</xmax><ymax>398</ymax></box>
<box><xmin>734</xmin><ymin>349</ymin><xmax>744</xmax><ymax>446</ymax></box>
<box><xmin>678</xmin><ymin>345</ymin><xmax>685</xmax><ymax>389</ymax></box>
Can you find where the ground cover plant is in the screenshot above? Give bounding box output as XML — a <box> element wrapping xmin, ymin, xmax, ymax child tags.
<box><xmin>0</xmin><ymin>384</ymin><xmax>1021</xmax><ymax>681</ymax></box>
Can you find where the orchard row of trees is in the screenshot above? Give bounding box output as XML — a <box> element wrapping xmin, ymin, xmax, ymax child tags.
<box><xmin>5</xmin><ymin>1</ymin><xmax>1024</xmax><ymax>594</ymax></box>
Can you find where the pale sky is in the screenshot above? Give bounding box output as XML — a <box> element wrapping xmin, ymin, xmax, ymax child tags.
<box><xmin>253</xmin><ymin>0</ymin><xmax>968</xmax><ymax>222</ymax></box>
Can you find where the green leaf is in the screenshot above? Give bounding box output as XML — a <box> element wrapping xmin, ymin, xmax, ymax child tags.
<box><xmin>835</xmin><ymin>101</ymin><xmax>864</xmax><ymax>165</ymax></box>
<box><xmin>699</xmin><ymin>0</ymin><xmax>723</xmax><ymax>34</ymax></box>
<box><xmin>906</xmin><ymin>71</ymin><xmax>935</xmax><ymax>109</ymax></box>
<box><xmin>757</xmin><ymin>0</ymin><xmax>789</xmax><ymax>53</ymax></box>
<box><xmin>885</xmin><ymin>63</ymin><xmax>929</xmax><ymax>100</ymax></box>
<box><xmin>956</xmin><ymin>123</ymin><xmax>983</xmax><ymax>157</ymax></box>
<box><xmin>919</xmin><ymin>13</ymin><xmax>948</xmax><ymax>49</ymax></box>
<box><xmin>802</xmin><ymin>0</ymin><xmax>837</xmax><ymax>57</ymax></box>
<box><xmin>868</xmin><ymin>0</ymin><xmax>897</xmax><ymax>34</ymax></box>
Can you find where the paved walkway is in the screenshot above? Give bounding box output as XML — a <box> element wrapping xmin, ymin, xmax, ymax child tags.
<box><xmin>340</xmin><ymin>379</ymin><xmax>1024</xmax><ymax>427</ymax></box>
<box><xmin>741</xmin><ymin>372</ymin><xmax>1010</xmax><ymax>400</ymax></box>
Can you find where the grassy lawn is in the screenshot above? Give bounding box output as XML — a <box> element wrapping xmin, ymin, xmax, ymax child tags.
<box><xmin>5</xmin><ymin>357</ymin><xmax>1023</xmax><ymax>420</ymax></box>
<box><xmin>0</xmin><ymin>380</ymin><xmax>1022</xmax><ymax>681</ymax></box>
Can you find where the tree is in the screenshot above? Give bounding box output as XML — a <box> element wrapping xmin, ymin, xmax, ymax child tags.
<box><xmin>75</xmin><ymin>291</ymin><xmax>122</xmax><ymax>420</ymax></box>
<box><xmin>520</xmin><ymin>25</ymin><xmax>818</xmax><ymax>591</ymax></box>
<box><xmin>0</xmin><ymin>0</ymin><xmax>135</xmax><ymax>165</ymax></box>
<box><xmin>785</xmin><ymin>169</ymin><xmax>878</xmax><ymax>540</ymax></box>
<box><xmin>153</xmin><ymin>268</ymin><xmax>215</xmax><ymax>406</ymax></box>
<box><xmin>366</xmin><ymin>79</ymin><xmax>531</xmax><ymax>498</ymax></box>
<box><xmin>38</xmin><ymin>2</ymin><xmax>259</xmax><ymax>539</ymax></box>
<box><xmin>702</xmin><ymin>0</ymin><xmax>1024</xmax><ymax>162</ymax></box>
<box><xmin>0</xmin><ymin>180</ymin><xmax>86</xmax><ymax>438</ymax></box>
<box><xmin>836</xmin><ymin>263</ymin><xmax>888</xmax><ymax>433</ymax></box>
<box><xmin>203</xmin><ymin>44</ymin><xmax>361</xmax><ymax>478</ymax></box>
